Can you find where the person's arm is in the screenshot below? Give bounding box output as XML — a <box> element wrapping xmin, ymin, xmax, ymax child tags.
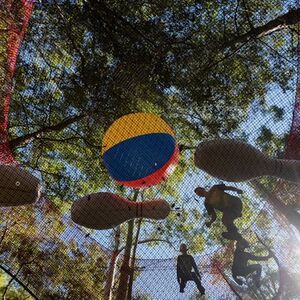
<box><xmin>204</xmin><ymin>201</ymin><xmax>217</xmax><ymax>227</ymax></box>
<box><xmin>191</xmin><ymin>256</ymin><xmax>201</xmax><ymax>278</ymax></box>
<box><xmin>220</xmin><ymin>185</ymin><xmax>243</xmax><ymax>194</ymax></box>
<box><xmin>211</xmin><ymin>184</ymin><xmax>226</xmax><ymax>191</ymax></box>
<box><xmin>246</xmin><ymin>252</ymin><xmax>271</xmax><ymax>261</ymax></box>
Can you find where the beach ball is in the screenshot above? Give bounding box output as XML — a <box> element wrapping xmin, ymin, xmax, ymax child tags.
<box><xmin>102</xmin><ymin>112</ymin><xmax>179</xmax><ymax>188</ymax></box>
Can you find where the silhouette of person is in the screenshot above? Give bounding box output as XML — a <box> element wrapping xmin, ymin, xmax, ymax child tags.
<box><xmin>195</xmin><ymin>184</ymin><xmax>244</xmax><ymax>241</ymax></box>
<box><xmin>232</xmin><ymin>239</ymin><xmax>271</xmax><ymax>287</ymax></box>
<box><xmin>176</xmin><ymin>243</ymin><xmax>205</xmax><ymax>295</ymax></box>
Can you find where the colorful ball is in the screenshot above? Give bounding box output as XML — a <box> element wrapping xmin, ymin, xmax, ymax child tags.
<box><xmin>102</xmin><ymin>113</ymin><xmax>179</xmax><ymax>188</ymax></box>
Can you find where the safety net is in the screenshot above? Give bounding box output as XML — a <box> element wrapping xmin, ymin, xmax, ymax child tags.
<box><xmin>0</xmin><ymin>1</ymin><xmax>300</xmax><ymax>299</ymax></box>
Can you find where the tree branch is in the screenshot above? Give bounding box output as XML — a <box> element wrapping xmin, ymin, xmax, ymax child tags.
<box><xmin>86</xmin><ymin>0</ymin><xmax>157</xmax><ymax>48</ymax></box>
<box><xmin>234</xmin><ymin>0</ymin><xmax>241</xmax><ymax>36</ymax></box>
<box><xmin>54</xmin><ymin>2</ymin><xmax>86</xmax><ymax>70</ymax></box>
<box><xmin>0</xmin><ymin>265</ymin><xmax>38</xmax><ymax>300</ymax></box>
<box><xmin>9</xmin><ymin>114</ymin><xmax>85</xmax><ymax>149</ymax></box>
<box><xmin>222</xmin><ymin>8</ymin><xmax>300</xmax><ymax>49</ymax></box>
<box><xmin>2</xmin><ymin>264</ymin><xmax>23</xmax><ymax>300</ymax></box>
<box><xmin>241</xmin><ymin>0</ymin><xmax>254</xmax><ymax>29</ymax></box>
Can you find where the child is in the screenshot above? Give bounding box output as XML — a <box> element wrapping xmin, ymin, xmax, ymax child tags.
<box><xmin>232</xmin><ymin>239</ymin><xmax>271</xmax><ymax>287</ymax></box>
<box><xmin>195</xmin><ymin>184</ymin><xmax>244</xmax><ymax>241</ymax></box>
<box><xmin>177</xmin><ymin>243</ymin><xmax>205</xmax><ymax>295</ymax></box>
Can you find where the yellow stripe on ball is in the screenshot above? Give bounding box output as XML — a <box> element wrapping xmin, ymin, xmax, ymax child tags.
<box><xmin>102</xmin><ymin>113</ymin><xmax>175</xmax><ymax>154</ymax></box>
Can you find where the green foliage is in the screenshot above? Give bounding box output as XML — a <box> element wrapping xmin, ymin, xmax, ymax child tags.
<box><xmin>7</xmin><ymin>0</ymin><xmax>294</xmax><ymax>210</ymax></box>
<box><xmin>0</xmin><ymin>271</ymin><xmax>34</xmax><ymax>300</ymax></box>
<box><xmin>1</xmin><ymin>0</ymin><xmax>299</xmax><ymax>298</ymax></box>
<box><xmin>256</xmin><ymin>126</ymin><xmax>288</xmax><ymax>157</ymax></box>
<box><xmin>0</xmin><ymin>204</ymin><xmax>107</xmax><ymax>299</ymax></box>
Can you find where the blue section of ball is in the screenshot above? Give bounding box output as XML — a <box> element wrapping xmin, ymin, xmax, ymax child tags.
<box><xmin>103</xmin><ymin>133</ymin><xmax>176</xmax><ymax>181</ymax></box>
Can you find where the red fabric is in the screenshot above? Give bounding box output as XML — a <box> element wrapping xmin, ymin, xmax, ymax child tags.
<box><xmin>0</xmin><ymin>0</ymin><xmax>34</xmax><ymax>164</ymax></box>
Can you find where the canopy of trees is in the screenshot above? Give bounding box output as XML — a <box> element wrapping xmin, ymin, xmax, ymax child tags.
<box><xmin>0</xmin><ymin>0</ymin><xmax>299</xmax><ymax>299</ymax></box>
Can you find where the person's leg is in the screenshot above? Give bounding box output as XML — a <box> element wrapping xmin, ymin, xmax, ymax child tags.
<box><xmin>221</xmin><ymin>212</ymin><xmax>241</xmax><ymax>240</ymax></box>
<box><xmin>244</xmin><ymin>264</ymin><xmax>261</xmax><ymax>276</ymax></box>
<box><xmin>179</xmin><ymin>278</ymin><xmax>187</xmax><ymax>293</ymax></box>
<box><xmin>248</xmin><ymin>264</ymin><xmax>262</xmax><ymax>287</ymax></box>
<box><xmin>237</xmin><ymin>265</ymin><xmax>262</xmax><ymax>287</ymax></box>
<box><xmin>222</xmin><ymin>197</ymin><xmax>243</xmax><ymax>240</ymax></box>
<box><xmin>191</xmin><ymin>272</ymin><xmax>205</xmax><ymax>295</ymax></box>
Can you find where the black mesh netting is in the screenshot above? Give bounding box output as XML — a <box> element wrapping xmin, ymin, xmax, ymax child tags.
<box><xmin>0</xmin><ymin>1</ymin><xmax>300</xmax><ymax>299</ymax></box>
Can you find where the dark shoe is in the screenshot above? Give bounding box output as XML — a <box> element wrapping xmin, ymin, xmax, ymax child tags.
<box><xmin>180</xmin><ymin>289</ymin><xmax>184</xmax><ymax>293</ymax></box>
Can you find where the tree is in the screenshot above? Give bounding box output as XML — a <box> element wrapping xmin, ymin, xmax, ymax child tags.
<box><xmin>1</xmin><ymin>0</ymin><xmax>300</xmax><ymax>298</ymax></box>
<box><xmin>0</xmin><ymin>200</ymin><xmax>108</xmax><ymax>299</ymax></box>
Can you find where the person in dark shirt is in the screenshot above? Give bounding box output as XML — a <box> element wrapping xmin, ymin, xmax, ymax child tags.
<box><xmin>176</xmin><ymin>243</ymin><xmax>205</xmax><ymax>295</ymax></box>
<box><xmin>232</xmin><ymin>239</ymin><xmax>271</xmax><ymax>287</ymax></box>
<box><xmin>194</xmin><ymin>184</ymin><xmax>244</xmax><ymax>241</ymax></box>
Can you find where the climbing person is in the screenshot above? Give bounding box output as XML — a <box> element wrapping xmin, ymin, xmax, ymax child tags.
<box><xmin>194</xmin><ymin>183</ymin><xmax>244</xmax><ymax>241</ymax></box>
<box><xmin>176</xmin><ymin>243</ymin><xmax>205</xmax><ymax>295</ymax></box>
<box><xmin>232</xmin><ymin>239</ymin><xmax>271</xmax><ymax>287</ymax></box>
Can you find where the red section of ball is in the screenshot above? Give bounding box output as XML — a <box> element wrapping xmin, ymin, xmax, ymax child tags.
<box><xmin>117</xmin><ymin>145</ymin><xmax>179</xmax><ymax>188</ymax></box>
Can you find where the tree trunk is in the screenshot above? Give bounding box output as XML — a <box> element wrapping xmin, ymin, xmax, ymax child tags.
<box><xmin>104</xmin><ymin>226</ymin><xmax>121</xmax><ymax>300</ymax></box>
<box><xmin>127</xmin><ymin>218</ymin><xmax>142</xmax><ymax>300</ymax></box>
<box><xmin>116</xmin><ymin>190</ymin><xmax>139</xmax><ymax>300</ymax></box>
